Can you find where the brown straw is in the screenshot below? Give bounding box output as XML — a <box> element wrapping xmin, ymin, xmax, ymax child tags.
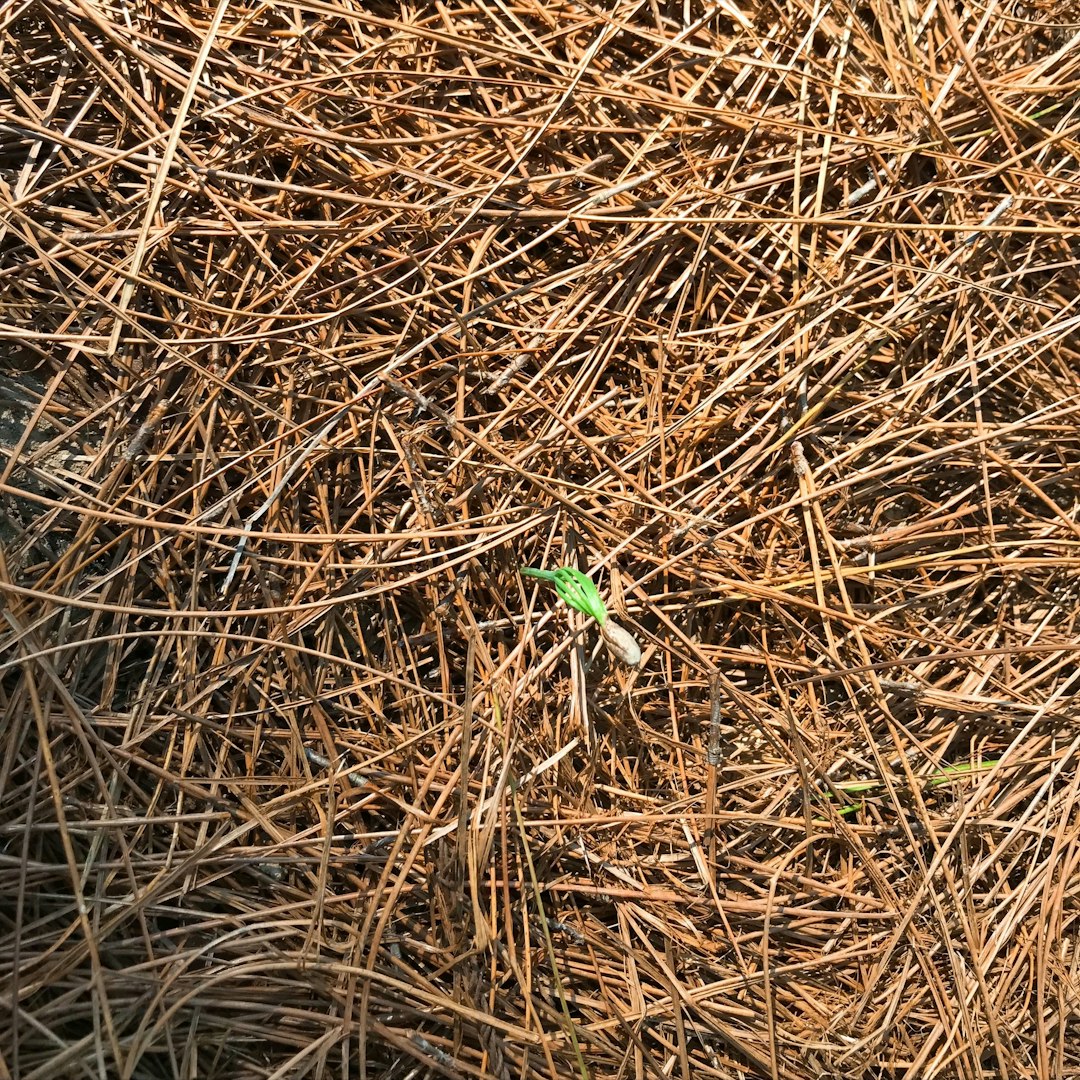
<box><xmin>3</xmin><ymin>1</ymin><xmax>1080</xmax><ymax>1077</ymax></box>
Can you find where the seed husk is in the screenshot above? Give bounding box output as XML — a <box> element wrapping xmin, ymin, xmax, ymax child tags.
<box><xmin>601</xmin><ymin>619</ymin><xmax>641</xmax><ymax>667</ymax></box>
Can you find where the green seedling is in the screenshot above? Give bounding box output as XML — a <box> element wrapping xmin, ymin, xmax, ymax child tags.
<box><xmin>813</xmin><ymin>759</ymin><xmax>1003</xmax><ymax>821</ymax></box>
<box><xmin>521</xmin><ymin>566</ymin><xmax>608</xmax><ymax>624</ymax></box>
<box><xmin>521</xmin><ymin>565</ymin><xmax>642</xmax><ymax>667</ymax></box>
<box><xmin>925</xmin><ymin>760</ymin><xmax>1003</xmax><ymax>786</ymax></box>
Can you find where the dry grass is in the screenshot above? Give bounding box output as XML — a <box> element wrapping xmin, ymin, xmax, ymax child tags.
<box><xmin>3</xmin><ymin>0</ymin><xmax>1080</xmax><ymax>1077</ymax></box>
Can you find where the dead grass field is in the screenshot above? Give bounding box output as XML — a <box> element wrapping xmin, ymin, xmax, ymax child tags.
<box><xmin>3</xmin><ymin>1</ymin><xmax>1080</xmax><ymax>1077</ymax></box>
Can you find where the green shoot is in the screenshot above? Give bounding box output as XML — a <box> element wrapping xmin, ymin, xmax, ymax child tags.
<box><xmin>813</xmin><ymin>759</ymin><xmax>1004</xmax><ymax>821</ymax></box>
<box><xmin>521</xmin><ymin>566</ymin><xmax>608</xmax><ymax>625</ymax></box>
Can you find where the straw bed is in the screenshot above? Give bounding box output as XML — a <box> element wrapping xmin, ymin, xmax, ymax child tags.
<box><xmin>3</xmin><ymin>1</ymin><xmax>1080</xmax><ymax>1077</ymax></box>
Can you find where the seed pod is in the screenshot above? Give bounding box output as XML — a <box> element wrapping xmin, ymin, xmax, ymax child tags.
<box><xmin>601</xmin><ymin>619</ymin><xmax>641</xmax><ymax>667</ymax></box>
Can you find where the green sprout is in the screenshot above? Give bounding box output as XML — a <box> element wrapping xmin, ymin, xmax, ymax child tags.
<box><xmin>521</xmin><ymin>566</ymin><xmax>608</xmax><ymax>624</ymax></box>
<box><xmin>813</xmin><ymin>759</ymin><xmax>1004</xmax><ymax>821</ymax></box>
<box><xmin>522</xmin><ymin>565</ymin><xmax>642</xmax><ymax>666</ymax></box>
